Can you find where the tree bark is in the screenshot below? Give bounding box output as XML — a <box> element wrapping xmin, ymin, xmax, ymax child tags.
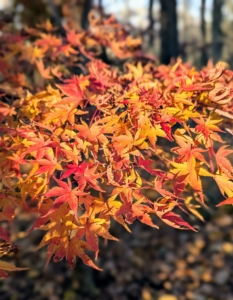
<box><xmin>159</xmin><ymin>0</ymin><xmax>179</xmax><ymax>64</ymax></box>
<box><xmin>212</xmin><ymin>0</ymin><xmax>224</xmax><ymax>63</ymax></box>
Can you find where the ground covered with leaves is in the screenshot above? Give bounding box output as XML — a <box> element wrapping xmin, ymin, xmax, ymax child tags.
<box><xmin>0</xmin><ymin>207</ymin><xmax>233</xmax><ymax>300</ymax></box>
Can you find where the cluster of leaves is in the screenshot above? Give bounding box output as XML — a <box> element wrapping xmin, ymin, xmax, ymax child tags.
<box><xmin>0</xmin><ymin>11</ymin><xmax>233</xmax><ymax>277</ymax></box>
<box><xmin>0</xmin><ymin>11</ymin><xmax>142</xmax><ymax>95</ymax></box>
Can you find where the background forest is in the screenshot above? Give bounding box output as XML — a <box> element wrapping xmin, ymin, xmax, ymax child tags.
<box><xmin>1</xmin><ymin>1</ymin><xmax>233</xmax><ymax>300</ymax></box>
<box><xmin>0</xmin><ymin>0</ymin><xmax>232</xmax><ymax>68</ymax></box>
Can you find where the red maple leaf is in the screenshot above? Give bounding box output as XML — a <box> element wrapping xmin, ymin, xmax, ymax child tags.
<box><xmin>56</xmin><ymin>76</ymin><xmax>83</xmax><ymax>102</ymax></box>
<box><xmin>43</xmin><ymin>177</ymin><xmax>87</xmax><ymax>219</ymax></box>
<box><xmin>61</xmin><ymin>162</ymin><xmax>105</xmax><ymax>192</ymax></box>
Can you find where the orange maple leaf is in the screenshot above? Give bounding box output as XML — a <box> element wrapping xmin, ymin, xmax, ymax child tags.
<box><xmin>36</xmin><ymin>59</ymin><xmax>52</xmax><ymax>79</ymax></box>
<box><xmin>215</xmin><ymin>145</ymin><xmax>233</xmax><ymax>177</ymax></box>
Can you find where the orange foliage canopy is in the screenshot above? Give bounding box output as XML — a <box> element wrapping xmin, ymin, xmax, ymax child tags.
<box><xmin>0</xmin><ymin>12</ymin><xmax>233</xmax><ymax>276</ymax></box>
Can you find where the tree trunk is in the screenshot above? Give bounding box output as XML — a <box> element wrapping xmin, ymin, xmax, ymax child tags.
<box><xmin>159</xmin><ymin>0</ymin><xmax>179</xmax><ymax>64</ymax></box>
<box><xmin>201</xmin><ymin>0</ymin><xmax>208</xmax><ymax>66</ymax></box>
<box><xmin>81</xmin><ymin>0</ymin><xmax>93</xmax><ymax>29</ymax></box>
<box><xmin>148</xmin><ymin>0</ymin><xmax>154</xmax><ymax>47</ymax></box>
<box><xmin>212</xmin><ymin>0</ymin><xmax>224</xmax><ymax>63</ymax></box>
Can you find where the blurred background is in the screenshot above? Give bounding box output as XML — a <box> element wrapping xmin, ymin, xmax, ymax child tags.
<box><xmin>0</xmin><ymin>0</ymin><xmax>232</xmax><ymax>68</ymax></box>
<box><xmin>1</xmin><ymin>1</ymin><xmax>233</xmax><ymax>300</ymax></box>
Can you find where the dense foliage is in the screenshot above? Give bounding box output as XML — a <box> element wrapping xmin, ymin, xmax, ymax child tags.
<box><xmin>0</xmin><ymin>11</ymin><xmax>233</xmax><ymax>277</ymax></box>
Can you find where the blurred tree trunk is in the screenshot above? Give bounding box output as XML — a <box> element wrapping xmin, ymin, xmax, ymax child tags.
<box><xmin>159</xmin><ymin>0</ymin><xmax>179</xmax><ymax>64</ymax></box>
<box><xmin>81</xmin><ymin>0</ymin><xmax>93</xmax><ymax>29</ymax></box>
<box><xmin>201</xmin><ymin>0</ymin><xmax>208</xmax><ymax>66</ymax></box>
<box><xmin>212</xmin><ymin>0</ymin><xmax>224</xmax><ymax>63</ymax></box>
<box><xmin>148</xmin><ymin>0</ymin><xmax>154</xmax><ymax>47</ymax></box>
<box><xmin>46</xmin><ymin>0</ymin><xmax>62</xmax><ymax>28</ymax></box>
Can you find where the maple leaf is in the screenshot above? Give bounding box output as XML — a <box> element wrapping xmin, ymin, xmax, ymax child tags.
<box><xmin>184</xmin><ymin>196</ymin><xmax>204</xmax><ymax>222</ymax></box>
<box><xmin>112</xmin><ymin>187</ymin><xmax>134</xmax><ymax>215</ymax></box>
<box><xmin>7</xmin><ymin>152</ymin><xmax>27</xmax><ymax>177</ymax></box>
<box><xmin>153</xmin><ymin>178</ymin><xmax>181</xmax><ymax>199</ymax></box>
<box><xmin>88</xmin><ymin>60</ymin><xmax>114</xmax><ymax>89</ymax></box>
<box><xmin>0</xmin><ymin>102</ymin><xmax>16</xmax><ymax>122</ymax></box>
<box><xmin>66</xmin><ymin>30</ymin><xmax>83</xmax><ymax>46</ymax></box>
<box><xmin>34</xmin><ymin>155</ymin><xmax>62</xmax><ymax>179</ymax></box>
<box><xmin>29</xmin><ymin>198</ymin><xmax>53</xmax><ymax>232</ymax></box>
<box><xmin>78</xmin><ymin>195</ymin><xmax>103</xmax><ymax>215</ymax></box>
<box><xmin>61</xmin><ymin>162</ymin><xmax>105</xmax><ymax>192</ymax></box>
<box><xmin>64</xmin><ymin>236</ymin><xmax>102</xmax><ymax>270</ymax></box>
<box><xmin>214</xmin><ymin>174</ymin><xmax>233</xmax><ymax>198</ymax></box>
<box><xmin>66</xmin><ymin>30</ymin><xmax>95</xmax><ymax>59</ymax></box>
<box><xmin>78</xmin><ymin>216</ymin><xmax>118</xmax><ymax>258</ymax></box>
<box><xmin>74</xmin><ymin>119</ymin><xmax>108</xmax><ymax>146</ymax></box>
<box><xmin>102</xmin><ymin>196</ymin><xmax>131</xmax><ymax>232</ymax></box>
<box><xmin>158</xmin><ymin>211</ymin><xmax>197</xmax><ymax>231</ymax></box>
<box><xmin>112</xmin><ymin>128</ymin><xmax>148</xmax><ymax>157</ymax></box>
<box><xmin>38</xmin><ymin>210</ymin><xmax>101</xmax><ymax>269</ymax></box>
<box><xmin>74</xmin><ymin>163</ymin><xmax>105</xmax><ymax>192</ymax></box>
<box><xmin>37</xmin><ymin>204</ymin><xmax>76</xmax><ymax>249</ymax></box>
<box><xmin>215</xmin><ymin>146</ymin><xmax>233</xmax><ymax>177</ymax></box>
<box><xmin>60</xmin><ymin>143</ymin><xmax>81</xmax><ymax>164</ymax></box>
<box><xmin>23</xmin><ymin>133</ymin><xmax>59</xmax><ymax>160</ymax></box>
<box><xmin>56</xmin><ymin>76</ymin><xmax>83</xmax><ymax>103</ymax></box>
<box><xmin>146</xmin><ymin>124</ymin><xmax>167</xmax><ymax>148</ymax></box>
<box><xmin>35</xmin><ymin>33</ymin><xmax>61</xmax><ymax>52</ymax></box>
<box><xmin>36</xmin><ymin>59</ymin><xmax>52</xmax><ymax>79</ymax></box>
<box><xmin>0</xmin><ymin>190</ymin><xmax>21</xmax><ymax>221</ymax></box>
<box><xmin>43</xmin><ymin>177</ymin><xmax>87</xmax><ymax>220</ymax></box>
<box><xmin>160</xmin><ymin>122</ymin><xmax>173</xmax><ymax>141</ymax></box>
<box><xmin>0</xmin><ymin>261</ymin><xmax>28</xmax><ymax>279</ymax></box>
<box><xmin>113</xmin><ymin>189</ymin><xmax>158</xmax><ymax>227</ymax></box>
<box><xmin>115</xmin><ymin>201</ymin><xmax>132</xmax><ymax>218</ymax></box>
<box><xmin>169</xmin><ymin>157</ymin><xmax>204</xmax><ymax>202</ymax></box>
<box><xmin>27</xmin><ymin>46</ymin><xmax>45</xmax><ymax>64</ymax></box>
<box><xmin>56</xmin><ymin>44</ymin><xmax>78</xmax><ymax>57</ymax></box>
<box><xmin>216</xmin><ymin>197</ymin><xmax>233</xmax><ymax>207</ymax></box>
<box><xmin>61</xmin><ymin>162</ymin><xmax>89</xmax><ymax>180</ymax></box>
<box><xmin>202</xmin><ymin>66</ymin><xmax>224</xmax><ymax>82</ymax></box>
<box><xmin>137</xmin><ymin>157</ymin><xmax>165</xmax><ymax>177</ymax></box>
<box><xmin>36</xmin><ymin>19</ymin><xmax>58</xmax><ymax>32</ymax></box>
<box><xmin>208</xmin><ymin>87</ymin><xmax>232</xmax><ymax>105</ymax></box>
<box><xmin>154</xmin><ymin>199</ymin><xmax>196</xmax><ymax>231</ymax></box>
<box><xmin>172</xmin><ymin>131</ymin><xmax>208</xmax><ymax>165</ymax></box>
<box><xmin>129</xmin><ymin>197</ymin><xmax>159</xmax><ymax>228</ymax></box>
<box><xmin>125</xmin><ymin>61</ymin><xmax>144</xmax><ymax>79</ymax></box>
<box><xmin>19</xmin><ymin>173</ymin><xmax>49</xmax><ymax>207</ymax></box>
<box><xmin>163</xmin><ymin>105</ymin><xmax>200</xmax><ymax>122</ymax></box>
<box><xmin>112</xmin><ymin>130</ymin><xmax>134</xmax><ymax>155</ymax></box>
<box><xmin>37</xmin><ymin>207</ymin><xmax>101</xmax><ymax>269</ymax></box>
<box><xmin>50</xmin><ymin>66</ymin><xmax>62</xmax><ymax>78</ymax></box>
<box><xmin>193</xmin><ymin>117</ymin><xmax>224</xmax><ymax>144</ymax></box>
